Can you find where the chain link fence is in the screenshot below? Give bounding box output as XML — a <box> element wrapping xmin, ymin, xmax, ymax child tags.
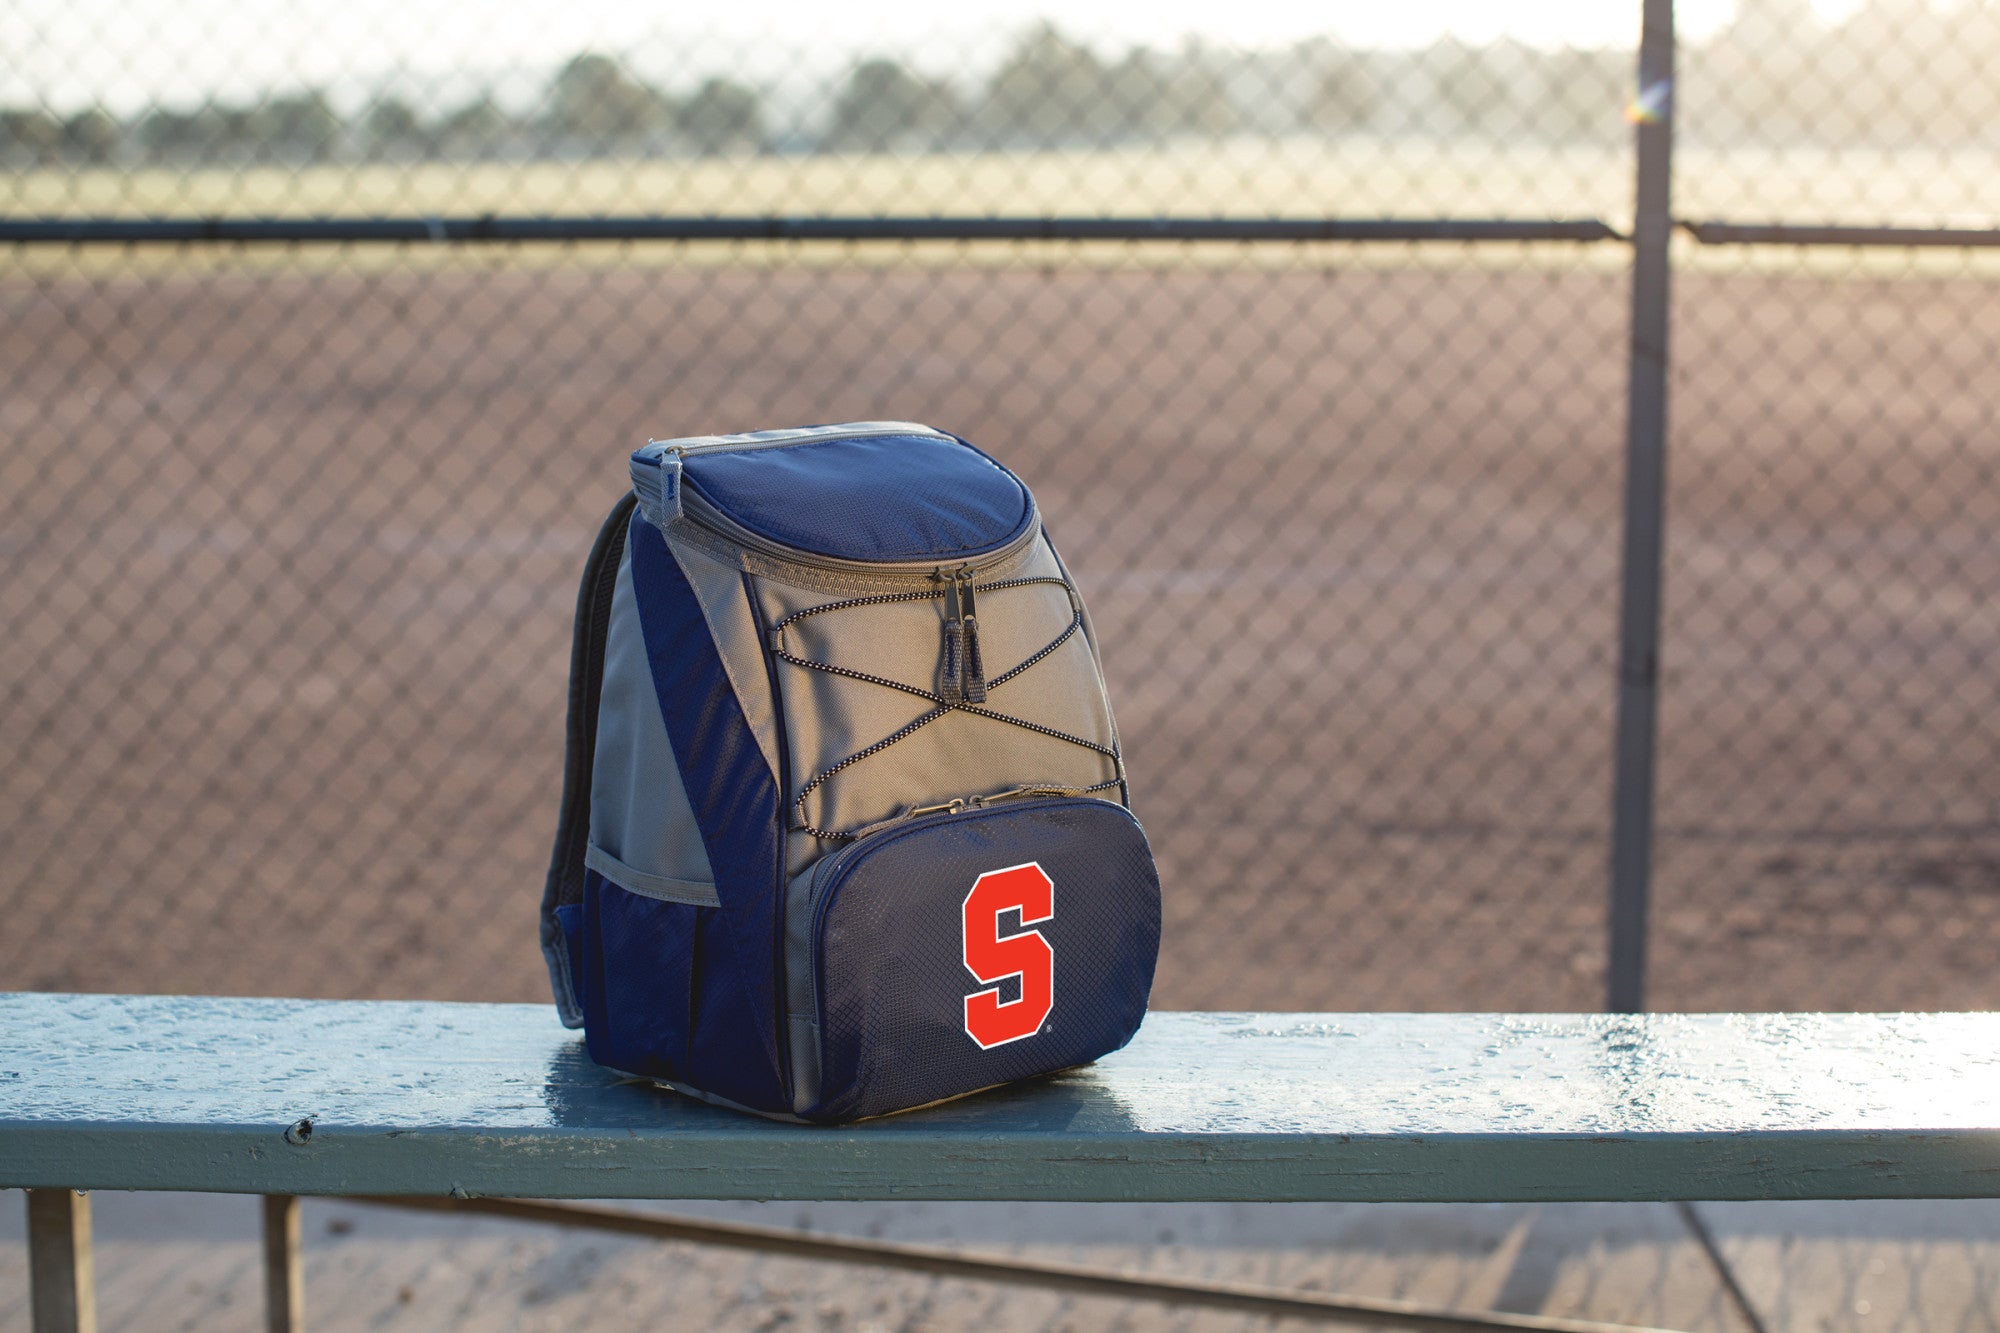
<box><xmin>1</xmin><ymin>1</ymin><xmax>1995</xmax><ymax>1023</ymax></box>
<box><xmin>1652</xmin><ymin>0</ymin><xmax>2000</xmax><ymax>1012</ymax></box>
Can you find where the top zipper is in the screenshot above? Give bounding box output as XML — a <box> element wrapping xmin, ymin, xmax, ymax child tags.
<box><xmin>644</xmin><ymin>421</ymin><xmax>947</xmax><ymax>458</ymax></box>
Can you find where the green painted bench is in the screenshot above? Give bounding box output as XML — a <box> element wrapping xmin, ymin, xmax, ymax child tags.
<box><xmin>6</xmin><ymin>992</ymin><xmax>2000</xmax><ymax>1331</ymax></box>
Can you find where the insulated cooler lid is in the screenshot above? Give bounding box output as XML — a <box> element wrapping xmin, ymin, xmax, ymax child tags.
<box><xmin>677</xmin><ymin>427</ymin><xmax>1033</xmax><ymax>564</ymax></box>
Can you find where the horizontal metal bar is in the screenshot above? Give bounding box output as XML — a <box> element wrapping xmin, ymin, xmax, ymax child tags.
<box><xmin>1683</xmin><ymin>220</ymin><xmax>2000</xmax><ymax>247</ymax></box>
<box><xmin>349</xmin><ymin>1196</ymin><xmax>1685</xmax><ymax>1333</ymax></box>
<box><xmin>23</xmin><ymin>211</ymin><xmax>2000</xmax><ymax>250</ymax></box>
<box><xmin>0</xmin><ymin>215</ymin><xmax>1624</xmax><ymax>246</ymax></box>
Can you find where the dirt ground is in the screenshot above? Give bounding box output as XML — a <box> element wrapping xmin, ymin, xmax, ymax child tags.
<box><xmin>12</xmin><ymin>1190</ymin><xmax>2000</xmax><ymax>1333</ymax></box>
<box><xmin>2</xmin><ymin>250</ymin><xmax>1995</xmax><ymax>1012</ymax></box>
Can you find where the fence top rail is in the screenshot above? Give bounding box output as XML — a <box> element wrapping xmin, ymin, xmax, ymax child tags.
<box><xmin>0</xmin><ymin>215</ymin><xmax>1626</xmax><ymax>245</ymax></box>
<box><xmin>2</xmin><ymin>993</ymin><xmax>1996</xmax><ymax>1204</ymax></box>
<box><xmin>24</xmin><ymin>215</ymin><xmax>2000</xmax><ymax>249</ymax></box>
<box><xmin>1681</xmin><ymin>220</ymin><xmax>2000</xmax><ymax>247</ymax></box>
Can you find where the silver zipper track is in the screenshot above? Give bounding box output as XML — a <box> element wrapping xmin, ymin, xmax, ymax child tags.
<box><xmin>644</xmin><ymin>421</ymin><xmax>949</xmax><ymax>458</ymax></box>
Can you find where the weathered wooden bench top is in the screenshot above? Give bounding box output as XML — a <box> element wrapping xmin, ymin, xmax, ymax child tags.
<box><xmin>3</xmin><ymin>993</ymin><xmax>1997</xmax><ymax>1203</ymax></box>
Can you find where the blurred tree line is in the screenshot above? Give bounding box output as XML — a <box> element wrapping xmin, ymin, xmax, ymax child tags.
<box><xmin>4</xmin><ymin>3</ymin><xmax>1997</xmax><ymax>169</ymax></box>
<box><xmin>1679</xmin><ymin>0</ymin><xmax>2000</xmax><ymax>147</ymax></box>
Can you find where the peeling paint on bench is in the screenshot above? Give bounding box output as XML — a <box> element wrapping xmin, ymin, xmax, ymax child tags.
<box><xmin>2</xmin><ymin>994</ymin><xmax>1997</xmax><ymax>1202</ymax></box>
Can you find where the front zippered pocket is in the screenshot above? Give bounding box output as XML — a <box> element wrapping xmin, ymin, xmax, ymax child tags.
<box><xmin>791</xmin><ymin>796</ymin><xmax>1160</xmax><ymax>1122</ymax></box>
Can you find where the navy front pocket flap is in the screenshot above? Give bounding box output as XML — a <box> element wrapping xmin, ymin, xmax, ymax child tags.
<box><xmin>680</xmin><ymin>432</ymin><xmax>1032</xmax><ymax>563</ymax></box>
<box><xmin>807</xmin><ymin>797</ymin><xmax>1161</xmax><ymax>1121</ymax></box>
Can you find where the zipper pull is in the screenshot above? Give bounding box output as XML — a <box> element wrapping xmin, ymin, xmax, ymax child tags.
<box><xmin>959</xmin><ymin>571</ymin><xmax>987</xmax><ymax>704</ymax></box>
<box><xmin>974</xmin><ymin>784</ymin><xmax>1082</xmax><ymax>807</ymax></box>
<box><xmin>628</xmin><ymin>444</ymin><xmax>683</xmax><ymax>531</ymax></box>
<box><xmin>846</xmin><ymin>797</ymin><xmax>964</xmax><ymax>842</ymax></box>
<box><xmin>938</xmin><ymin>569</ymin><xmax>964</xmax><ymax>703</ymax></box>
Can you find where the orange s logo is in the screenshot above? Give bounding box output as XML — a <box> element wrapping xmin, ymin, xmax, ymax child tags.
<box><xmin>961</xmin><ymin>862</ymin><xmax>1054</xmax><ymax>1049</ymax></box>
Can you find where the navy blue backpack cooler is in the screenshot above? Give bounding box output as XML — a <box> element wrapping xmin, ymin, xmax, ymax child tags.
<box><xmin>541</xmin><ymin>423</ymin><xmax>1162</xmax><ymax>1122</ymax></box>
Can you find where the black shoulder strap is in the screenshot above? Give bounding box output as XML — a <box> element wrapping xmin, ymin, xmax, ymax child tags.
<box><xmin>539</xmin><ymin>490</ymin><xmax>639</xmax><ymax>1022</ymax></box>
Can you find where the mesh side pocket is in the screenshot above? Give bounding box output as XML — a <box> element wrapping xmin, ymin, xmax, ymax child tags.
<box><xmin>581</xmin><ymin>868</ymin><xmax>700</xmax><ymax>1082</ymax></box>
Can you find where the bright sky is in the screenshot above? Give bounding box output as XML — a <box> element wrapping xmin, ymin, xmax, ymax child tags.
<box><xmin>3</xmin><ymin>0</ymin><xmax>1837</xmax><ymax>114</ymax></box>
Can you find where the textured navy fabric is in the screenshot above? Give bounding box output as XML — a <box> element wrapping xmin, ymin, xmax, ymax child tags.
<box><xmin>624</xmin><ymin>516</ymin><xmax>789</xmax><ymax>1111</ymax></box>
<box><xmin>580</xmin><ymin>869</ymin><xmax>697</xmax><ymax>1079</ymax></box>
<box><xmin>807</xmin><ymin>798</ymin><xmax>1161</xmax><ymax>1122</ymax></box>
<box><xmin>680</xmin><ymin>433</ymin><xmax>1032</xmax><ymax>563</ymax></box>
<box><xmin>688</xmin><ymin>907</ymin><xmax>786</xmax><ymax>1104</ymax></box>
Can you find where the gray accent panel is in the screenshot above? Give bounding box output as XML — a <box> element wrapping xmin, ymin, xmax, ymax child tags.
<box><xmin>1050</xmin><ymin>538</ymin><xmax>1125</xmax><ymax>775</ymax></box>
<box><xmin>585</xmin><ymin>843</ymin><xmax>721</xmax><ymax>908</ymax></box>
<box><xmin>588</xmin><ymin>541</ymin><xmax>717</xmax><ymax>892</ymax></box>
<box><xmin>760</xmin><ymin>536</ymin><xmax>1119</xmax><ymax>852</ymax></box>
<box><xmin>665</xmin><ymin>534</ymin><xmax>786</xmax><ymax>784</ymax></box>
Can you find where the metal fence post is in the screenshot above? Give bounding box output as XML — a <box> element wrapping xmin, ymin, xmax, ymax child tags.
<box><xmin>1608</xmin><ymin>0</ymin><xmax>1678</xmax><ymax>1014</ymax></box>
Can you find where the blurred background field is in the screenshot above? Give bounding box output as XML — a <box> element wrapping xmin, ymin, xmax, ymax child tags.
<box><xmin>5</xmin><ymin>0</ymin><xmax>1999</xmax><ymax>1016</ymax></box>
<box><xmin>6</xmin><ymin>145</ymin><xmax>1635</xmax><ymax>219</ymax></box>
<box><xmin>16</xmin><ymin>143</ymin><xmax>2000</xmax><ymax>231</ymax></box>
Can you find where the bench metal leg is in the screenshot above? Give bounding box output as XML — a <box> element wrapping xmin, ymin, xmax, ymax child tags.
<box><xmin>26</xmin><ymin>1189</ymin><xmax>96</xmax><ymax>1333</ymax></box>
<box><xmin>262</xmin><ymin>1194</ymin><xmax>304</xmax><ymax>1333</ymax></box>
